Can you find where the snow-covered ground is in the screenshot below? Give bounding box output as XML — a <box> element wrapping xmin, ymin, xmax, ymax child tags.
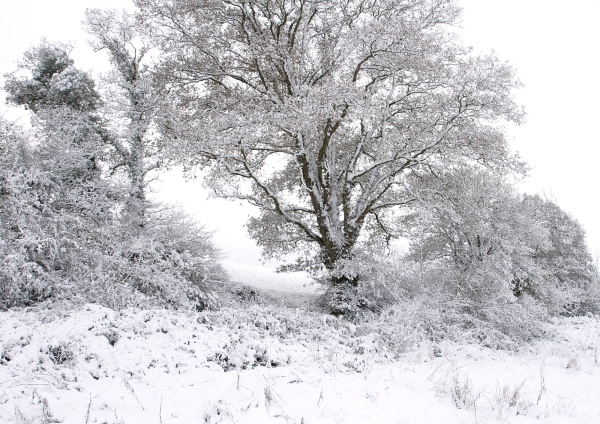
<box><xmin>222</xmin><ymin>261</ymin><xmax>323</xmax><ymax>310</ymax></box>
<box><xmin>1</xmin><ymin>263</ymin><xmax>600</xmax><ymax>423</ymax></box>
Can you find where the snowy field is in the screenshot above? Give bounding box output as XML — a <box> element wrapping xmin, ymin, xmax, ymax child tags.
<box><xmin>1</xmin><ymin>263</ymin><xmax>600</xmax><ymax>424</ymax></box>
<box><xmin>223</xmin><ymin>261</ymin><xmax>322</xmax><ymax>310</ymax></box>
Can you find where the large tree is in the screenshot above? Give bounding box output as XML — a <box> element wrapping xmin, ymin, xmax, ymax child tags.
<box><xmin>136</xmin><ymin>0</ymin><xmax>524</xmax><ymax>304</ymax></box>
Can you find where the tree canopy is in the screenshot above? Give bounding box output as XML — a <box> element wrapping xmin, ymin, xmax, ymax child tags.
<box><xmin>136</xmin><ymin>0</ymin><xmax>524</xmax><ymax>296</ymax></box>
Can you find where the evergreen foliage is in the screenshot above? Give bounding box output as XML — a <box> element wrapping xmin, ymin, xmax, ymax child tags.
<box><xmin>5</xmin><ymin>41</ymin><xmax>100</xmax><ymax>113</ymax></box>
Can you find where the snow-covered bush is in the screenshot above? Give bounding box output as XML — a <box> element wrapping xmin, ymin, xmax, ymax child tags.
<box><xmin>0</xmin><ymin>117</ymin><xmax>224</xmax><ymax>310</ymax></box>
<box><xmin>340</xmin><ymin>252</ymin><xmax>551</xmax><ymax>350</ymax></box>
<box><xmin>31</xmin><ymin>203</ymin><xmax>225</xmax><ymax>310</ymax></box>
<box><xmin>363</xmin><ymin>290</ymin><xmax>548</xmax><ymax>351</ymax></box>
<box><xmin>0</xmin><ymin>116</ymin><xmax>102</xmax><ymax>307</ymax></box>
<box><xmin>100</xmin><ymin>205</ymin><xmax>224</xmax><ymax>310</ymax></box>
<box><xmin>2</xmin><ymin>42</ymin><xmax>225</xmax><ymax>310</ymax></box>
<box><xmin>363</xmin><ymin>166</ymin><xmax>595</xmax><ymax>347</ymax></box>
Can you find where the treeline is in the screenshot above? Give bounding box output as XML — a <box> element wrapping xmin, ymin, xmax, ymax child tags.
<box><xmin>1</xmin><ymin>1</ymin><xmax>598</xmax><ymax>346</ymax></box>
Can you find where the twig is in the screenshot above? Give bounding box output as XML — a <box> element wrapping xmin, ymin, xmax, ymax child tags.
<box><xmin>537</xmin><ymin>369</ymin><xmax>547</xmax><ymax>405</ymax></box>
<box><xmin>122</xmin><ymin>377</ymin><xmax>145</xmax><ymax>411</ymax></box>
<box><xmin>85</xmin><ymin>394</ymin><xmax>92</xmax><ymax>424</ymax></box>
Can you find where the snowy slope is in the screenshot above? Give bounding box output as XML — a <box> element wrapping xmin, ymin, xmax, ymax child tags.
<box><xmin>222</xmin><ymin>261</ymin><xmax>323</xmax><ymax>310</ymax></box>
<box><xmin>1</xmin><ymin>266</ymin><xmax>600</xmax><ymax>423</ymax></box>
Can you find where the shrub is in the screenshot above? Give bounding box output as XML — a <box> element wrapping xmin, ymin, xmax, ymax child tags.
<box><xmin>48</xmin><ymin>343</ymin><xmax>74</xmax><ymax>364</ymax></box>
<box><xmin>0</xmin><ymin>118</ymin><xmax>224</xmax><ymax>310</ymax></box>
<box><xmin>353</xmin><ymin>254</ymin><xmax>551</xmax><ymax>350</ymax></box>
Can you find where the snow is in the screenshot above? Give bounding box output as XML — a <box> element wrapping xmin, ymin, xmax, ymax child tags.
<box><xmin>1</xmin><ymin>263</ymin><xmax>600</xmax><ymax>423</ymax></box>
<box><xmin>222</xmin><ymin>261</ymin><xmax>323</xmax><ymax>310</ymax></box>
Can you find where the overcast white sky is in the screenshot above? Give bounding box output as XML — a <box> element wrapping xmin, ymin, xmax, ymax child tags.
<box><xmin>1</xmin><ymin>0</ymin><xmax>599</xmax><ymax>266</ymax></box>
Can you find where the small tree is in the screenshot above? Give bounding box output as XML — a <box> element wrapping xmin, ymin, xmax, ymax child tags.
<box><xmin>405</xmin><ymin>166</ymin><xmax>547</xmax><ymax>297</ymax></box>
<box><xmin>4</xmin><ymin>40</ymin><xmax>100</xmax><ymax>114</ymax></box>
<box><xmin>84</xmin><ymin>11</ymin><xmax>224</xmax><ymax>306</ymax></box>
<box><xmin>390</xmin><ymin>167</ymin><xmax>555</xmax><ymax>344</ymax></box>
<box><xmin>136</xmin><ymin>0</ymin><xmax>524</xmax><ymax>312</ymax></box>
<box><xmin>521</xmin><ymin>194</ymin><xmax>596</xmax><ymax>313</ymax></box>
<box><xmin>404</xmin><ymin>167</ymin><xmax>597</xmax><ymax>317</ymax></box>
<box><xmin>85</xmin><ymin>9</ymin><xmax>166</xmax><ymax>229</ymax></box>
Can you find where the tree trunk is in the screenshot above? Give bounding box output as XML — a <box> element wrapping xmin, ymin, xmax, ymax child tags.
<box><xmin>322</xmin><ymin>243</ymin><xmax>361</xmax><ymax>316</ymax></box>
